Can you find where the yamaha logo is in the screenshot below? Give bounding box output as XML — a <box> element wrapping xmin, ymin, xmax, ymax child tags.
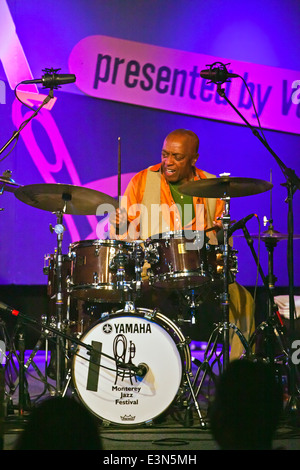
<box><xmin>102</xmin><ymin>322</ymin><xmax>152</xmax><ymax>334</ymax></box>
<box><xmin>102</xmin><ymin>323</ymin><xmax>113</xmax><ymax>334</ymax></box>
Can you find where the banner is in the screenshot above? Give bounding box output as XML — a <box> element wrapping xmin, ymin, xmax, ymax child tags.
<box><xmin>69</xmin><ymin>35</ymin><xmax>300</xmax><ymax>135</ymax></box>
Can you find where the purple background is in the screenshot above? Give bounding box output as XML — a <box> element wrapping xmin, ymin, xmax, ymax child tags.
<box><xmin>0</xmin><ymin>0</ymin><xmax>299</xmax><ymax>289</ymax></box>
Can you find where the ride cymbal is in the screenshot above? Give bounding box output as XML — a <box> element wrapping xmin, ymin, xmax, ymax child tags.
<box><xmin>179</xmin><ymin>176</ymin><xmax>273</xmax><ymax>198</ymax></box>
<box><xmin>15</xmin><ymin>183</ymin><xmax>118</xmax><ymax>215</ymax></box>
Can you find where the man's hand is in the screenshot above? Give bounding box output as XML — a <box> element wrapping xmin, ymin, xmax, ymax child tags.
<box><xmin>109</xmin><ymin>207</ymin><xmax>128</xmax><ymax>231</ymax></box>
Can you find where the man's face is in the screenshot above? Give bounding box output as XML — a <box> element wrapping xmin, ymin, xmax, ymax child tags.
<box><xmin>161</xmin><ymin>134</ymin><xmax>198</xmax><ymax>184</ymax></box>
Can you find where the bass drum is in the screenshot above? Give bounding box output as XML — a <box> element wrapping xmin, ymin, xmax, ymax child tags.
<box><xmin>72</xmin><ymin>309</ymin><xmax>191</xmax><ymax>425</ymax></box>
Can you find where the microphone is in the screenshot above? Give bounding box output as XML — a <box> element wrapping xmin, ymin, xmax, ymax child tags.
<box><xmin>200</xmin><ymin>62</ymin><xmax>239</xmax><ymax>84</ymax></box>
<box><xmin>228</xmin><ymin>213</ymin><xmax>256</xmax><ymax>237</ymax></box>
<box><xmin>135</xmin><ymin>362</ymin><xmax>149</xmax><ymax>378</ymax></box>
<box><xmin>117</xmin><ymin>361</ymin><xmax>149</xmax><ymax>378</ymax></box>
<box><xmin>0</xmin><ymin>301</ymin><xmax>19</xmax><ymax>316</ymax></box>
<box><xmin>21</xmin><ymin>68</ymin><xmax>76</xmax><ymax>89</ymax></box>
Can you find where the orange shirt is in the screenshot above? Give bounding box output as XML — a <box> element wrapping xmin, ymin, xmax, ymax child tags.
<box><xmin>110</xmin><ymin>163</ymin><xmax>225</xmax><ymax>240</ymax></box>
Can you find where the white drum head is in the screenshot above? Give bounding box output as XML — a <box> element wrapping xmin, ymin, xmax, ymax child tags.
<box><xmin>72</xmin><ymin>312</ymin><xmax>184</xmax><ymax>425</ymax></box>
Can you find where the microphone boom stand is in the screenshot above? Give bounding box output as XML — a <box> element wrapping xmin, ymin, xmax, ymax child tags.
<box><xmin>0</xmin><ymin>90</ymin><xmax>54</xmax><ymax>156</ymax></box>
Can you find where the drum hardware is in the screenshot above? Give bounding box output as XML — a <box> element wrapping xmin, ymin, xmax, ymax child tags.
<box><xmin>132</xmin><ymin>242</ymin><xmax>144</xmax><ymax>296</ymax></box>
<box><xmin>233</xmin><ymin>170</ymin><xmax>298</xmax><ymax>372</ymax></box>
<box><xmin>0</xmin><ymin>171</ymin><xmax>21</xmax><ymax>196</ymax></box>
<box><xmin>190</xmin><ymin>321</ymin><xmax>252</xmax><ymax>413</ymax></box>
<box><xmin>47</xmin><ymin>210</ymin><xmax>68</xmax><ymax>396</ymax></box>
<box><xmin>176</xmin><ymin>290</ymin><xmax>202</xmax><ymax>326</ymax></box>
<box><xmin>4</xmin><ymin>315</ymin><xmax>57</xmax><ymax>417</ymax></box>
<box><xmin>109</xmin><ymin>244</ymin><xmax>134</xmax><ymax>299</ymax></box>
<box><xmin>240</xmin><ymin>221</ymin><xmax>294</xmax><ymax>366</ymax></box>
<box><xmin>180</xmin><ymin>174</ymin><xmax>272</xmax><ymax>371</ymax></box>
<box><xmin>213</xmin><ymin>76</ymin><xmax>300</xmax><ymax>420</ymax></box>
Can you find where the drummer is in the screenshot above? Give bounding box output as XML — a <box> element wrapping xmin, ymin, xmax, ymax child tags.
<box><xmin>109</xmin><ymin>128</ymin><xmax>255</xmax><ymax>360</ymax></box>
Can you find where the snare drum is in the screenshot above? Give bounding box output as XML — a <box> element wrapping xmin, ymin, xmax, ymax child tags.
<box><xmin>68</xmin><ymin>239</ymin><xmax>136</xmax><ymax>303</ymax></box>
<box><xmin>144</xmin><ymin>230</ymin><xmax>209</xmax><ymax>289</ymax></box>
<box><xmin>72</xmin><ymin>308</ymin><xmax>191</xmax><ymax>425</ymax></box>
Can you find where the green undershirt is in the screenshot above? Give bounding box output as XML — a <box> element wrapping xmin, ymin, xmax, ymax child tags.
<box><xmin>169</xmin><ymin>181</ymin><xmax>195</xmax><ymax>225</ymax></box>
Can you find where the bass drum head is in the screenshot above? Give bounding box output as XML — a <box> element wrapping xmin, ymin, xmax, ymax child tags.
<box><xmin>72</xmin><ymin>309</ymin><xmax>188</xmax><ymax>425</ymax></box>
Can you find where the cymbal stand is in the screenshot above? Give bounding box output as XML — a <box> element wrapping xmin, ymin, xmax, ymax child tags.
<box><xmin>192</xmin><ymin>190</ymin><xmax>251</xmax><ymax>408</ymax></box>
<box><xmin>49</xmin><ymin>209</ymin><xmax>67</xmax><ymax>395</ymax></box>
<box><xmin>241</xmin><ymin>224</ymin><xmax>289</xmax><ymax>363</ymax></box>
<box><xmin>220</xmin><ymin>193</ymin><xmax>231</xmax><ymax>370</ymax></box>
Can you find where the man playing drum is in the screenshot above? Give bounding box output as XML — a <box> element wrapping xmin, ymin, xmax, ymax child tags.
<box><xmin>110</xmin><ymin>128</ymin><xmax>255</xmax><ymax>360</ymax></box>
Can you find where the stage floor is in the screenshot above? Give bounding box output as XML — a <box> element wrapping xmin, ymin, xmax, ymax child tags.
<box><xmin>2</xmin><ymin>348</ymin><xmax>300</xmax><ymax>451</ymax></box>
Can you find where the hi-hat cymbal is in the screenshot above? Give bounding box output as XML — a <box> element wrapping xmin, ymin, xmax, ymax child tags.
<box><xmin>14</xmin><ymin>183</ymin><xmax>118</xmax><ymax>215</ymax></box>
<box><xmin>234</xmin><ymin>228</ymin><xmax>300</xmax><ymax>241</ymax></box>
<box><xmin>179</xmin><ymin>176</ymin><xmax>273</xmax><ymax>198</ymax></box>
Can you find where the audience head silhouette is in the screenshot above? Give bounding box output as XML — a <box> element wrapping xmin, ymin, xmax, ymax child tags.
<box><xmin>209</xmin><ymin>359</ymin><xmax>283</xmax><ymax>450</ymax></box>
<box><xmin>15</xmin><ymin>396</ymin><xmax>102</xmax><ymax>450</ymax></box>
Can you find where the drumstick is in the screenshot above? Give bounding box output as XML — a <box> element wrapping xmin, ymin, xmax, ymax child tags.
<box><xmin>118</xmin><ymin>136</ymin><xmax>121</xmax><ymax>201</ymax></box>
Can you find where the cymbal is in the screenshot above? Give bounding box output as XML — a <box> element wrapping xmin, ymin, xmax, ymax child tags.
<box><xmin>234</xmin><ymin>228</ymin><xmax>300</xmax><ymax>241</ymax></box>
<box><xmin>14</xmin><ymin>183</ymin><xmax>118</xmax><ymax>215</ymax></box>
<box><xmin>179</xmin><ymin>176</ymin><xmax>273</xmax><ymax>198</ymax></box>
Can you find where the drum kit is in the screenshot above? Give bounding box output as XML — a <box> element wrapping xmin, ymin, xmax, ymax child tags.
<box><xmin>0</xmin><ymin>170</ymin><xmax>297</xmax><ymax>428</ymax></box>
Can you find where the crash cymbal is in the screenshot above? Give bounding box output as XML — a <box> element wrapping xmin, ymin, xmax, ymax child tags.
<box><xmin>179</xmin><ymin>176</ymin><xmax>273</xmax><ymax>198</ymax></box>
<box><xmin>234</xmin><ymin>228</ymin><xmax>300</xmax><ymax>241</ymax></box>
<box><xmin>14</xmin><ymin>183</ymin><xmax>118</xmax><ymax>215</ymax></box>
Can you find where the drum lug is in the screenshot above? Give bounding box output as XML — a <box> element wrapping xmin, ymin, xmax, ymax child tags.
<box><xmin>144</xmin><ymin>309</ymin><xmax>156</xmax><ymax>320</ymax></box>
<box><xmin>101</xmin><ymin>419</ymin><xmax>112</xmax><ymax>427</ymax></box>
<box><xmin>123</xmin><ymin>301</ymin><xmax>136</xmax><ymax>313</ymax></box>
<box><xmin>144</xmin><ymin>419</ymin><xmax>154</xmax><ymax>426</ymax></box>
<box><xmin>144</xmin><ymin>243</ymin><xmax>159</xmax><ymax>265</ymax></box>
<box><xmin>93</xmin><ymin>272</ymin><xmax>99</xmax><ymax>284</ymax></box>
<box><xmin>66</xmin><ymin>275</ymin><xmax>72</xmax><ymax>293</ymax></box>
<box><xmin>68</xmin><ymin>250</ymin><xmax>76</xmax><ymax>261</ymax></box>
<box><xmin>43</xmin><ymin>266</ymin><xmax>49</xmax><ymax>275</ymax></box>
<box><xmin>168</xmin><ymin>262</ymin><xmax>174</xmax><ymax>273</ymax></box>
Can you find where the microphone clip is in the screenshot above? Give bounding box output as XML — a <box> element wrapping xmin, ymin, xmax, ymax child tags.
<box><xmin>202</xmin><ymin>61</ymin><xmax>233</xmax><ymax>85</ymax></box>
<box><xmin>41</xmin><ymin>67</ymin><xmax>63</xmax><ymax>90</ymax></box>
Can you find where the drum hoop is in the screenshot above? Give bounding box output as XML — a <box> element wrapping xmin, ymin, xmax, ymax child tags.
<box><xmin>69</xmin><ymin>282</ymin><xmax>133</xmax><ymax>291</ymax></box>
<box><xmin>69</xmin><ymin>239</ymin><xmax>135</xmax><ymax>249</ymax></box>
<box><xmin>150</xmin><ymin>270</ymin><xmax>209</xmax><ymax>283</ymax></box>
<box><xmin>148</xmin><ymin>229</ymin><xmax>204</xmax><ymax>241</ymax></box>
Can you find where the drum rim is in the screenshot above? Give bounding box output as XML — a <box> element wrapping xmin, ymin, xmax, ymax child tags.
<box><xmin>147</xmin><ymin>229</ymin><xmax>205</xmax><ymax>241</ymax></box>
<box><xmin>149</xmin><ymin>270</ymin><xmax>210</xmax><ymax>288</ymax></box>
<box><xmin>69</xmin><ymin>238</ymin><xmax>135</xmax><ymax>249</ymax></box>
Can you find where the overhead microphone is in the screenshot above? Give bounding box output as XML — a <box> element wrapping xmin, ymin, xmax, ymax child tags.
<box><xmin>21</xmin><ymin>67</ymin><xmax>76</xmax><ymax>89</ymax></box>
<box><xmin>228</xmin><ymin>213</ymin><xmax>257</xmax><ymax>237</ymax></box>
<box><xmin>200</xmin><ymin>61</ymin><xmax>239</xmax><ymax>84</ymax></box>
